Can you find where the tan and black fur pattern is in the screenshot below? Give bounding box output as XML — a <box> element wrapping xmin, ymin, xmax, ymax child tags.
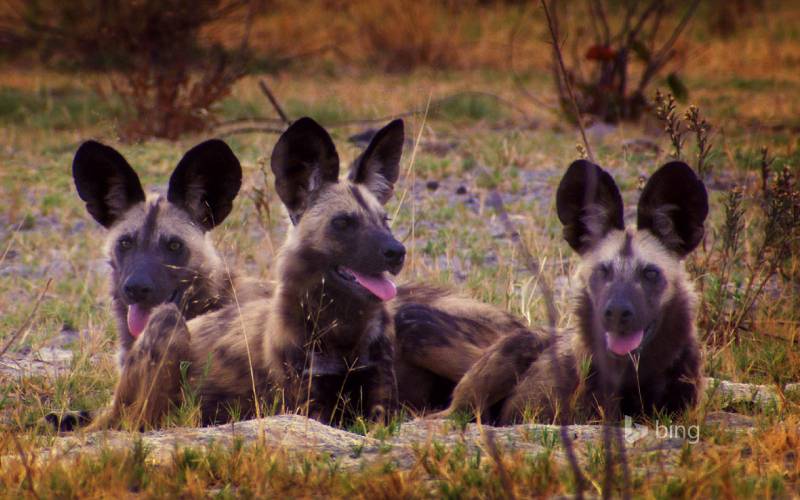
<box><xmin>437</xmin><ymin>160</ymin><xmax>709</xmax><ymax>424</ymax></box>
<box><xmin>391</xmin><ymin>285</ymin><xmax>532</xmax><ymax>412</ymax></box>
<box><xmin>53</xmin><ymin>140</ymin><xmax>270</xmax><ymax>431</ymax></box>
<box><xmin>90</xmin><ymin>117</ymin><xmax>407</xmax><ymax>429</ymax></box>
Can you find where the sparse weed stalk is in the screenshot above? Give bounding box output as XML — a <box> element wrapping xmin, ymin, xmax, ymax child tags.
<box><xmin>696</xmin><ymin>146</ymin><xmax>799</xmax><ymax>380</ymax></box>
<box><xmin>684</xmin><ymin>104</ymin><xmax>713</xmax><ymax>177</ymax></box>
<box><xmin>654</xmin><ymin>90</ymin><xmax>686</xmax><ymax>159</ymax></box>
<box><xmin>700</xmin><ymin>187</ymin><xmax>745</xmax><ymax>345</ymax></box>
<box><xmin>250</xmin><ymin>156</ymin><xmax>276</xmax><ymax>233</ymax></box>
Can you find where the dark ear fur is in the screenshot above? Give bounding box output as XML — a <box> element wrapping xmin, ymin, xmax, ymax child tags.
<box><xmin>72</xmin><ymin>140</ymin><xmax>146</xmax><ymax>228</ymax></box>
<box><xmin>348</xmin><ymin>119</ymin><xmax>404</xmax><ymax>204</ymax></box>
<box><xmin>556</xmin><ymin>160</ymin><xmax>624</xmax><ymax>254</ymax></box>
<box><xmin>637</xmin><ymin>161</ymin><xmax>708</xmax><ymax>256</ymax></box>
<box><xmin>271</xmin><ymin>117</ymin><xmax>340</xmax><ymax>221</ymax></box>
<box><xmin>167</xmin><ymin>139</ymin><xmax>242</xmax><ymax>231</ymax></box>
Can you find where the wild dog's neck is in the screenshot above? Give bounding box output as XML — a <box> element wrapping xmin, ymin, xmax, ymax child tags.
<box><xmin>274</xmin><ymin>244</ymin><xmax>384</xmax><ymax>351</ymax></box>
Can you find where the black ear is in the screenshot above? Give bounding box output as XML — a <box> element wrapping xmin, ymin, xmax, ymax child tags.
<box><xmin>270</xmin><ymin>117</ymin><xmax>340</xmax><ymax>222</ymax></box>
<box><xmin>556</xmin><ymin>160</ymin><xmax>624</xmax><ymax>254</ymax></box>
<box><xmin>348</xmin><ymin>119</ymin><xmax>404</xmax><ymax>204</ymax></box>
<box><xmin>637</xmin><ymin>161</ymin><xmax>708</xmax><ymax>257</ymax></box>
<box><xmin>72</xmin><ymin>140</ymin><xmax>146</xmax><ymax>228</ymax></box>
<box><xmin>167</xmin><ymin>139</ymin><xmax>242</xmax><ymax>231</ymax></box>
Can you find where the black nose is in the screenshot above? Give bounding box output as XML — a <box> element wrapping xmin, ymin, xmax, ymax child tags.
<box><xmin>604</xmin><ymin>298</ymin><xmax>634</xmax><ymax>328</ymax></box>
<box><xmin>124</xmin><ymin>277</ymin><xmax>154</xmax><ymax>303</ymax></box>
<box><xmin>383</xmin><ymin>241</ymin><xmax>406</xmax><ymax>268</ymax></box>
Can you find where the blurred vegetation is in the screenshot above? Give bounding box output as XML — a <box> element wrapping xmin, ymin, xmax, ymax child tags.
<box><xmin>0</xmin><ymin>0</ymin><xmax>259</xmax><ymax>139</ymax></box>
<box><xmin>0</xmin><ymin>0</ymin><xmax>790</xmax><ymax>138</ymax></box>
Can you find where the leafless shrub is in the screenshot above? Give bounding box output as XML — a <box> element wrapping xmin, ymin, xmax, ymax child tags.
<box><xmin>546</xmin><ymin>0</ymin><xmax>700</xmax><ymax>124</ymax></box>
<box><xmin>696</xmin><ymin>147</ymin><xmax>799</xmax><ymax>348</ymax></box>
<box><xmin>2</xmin><ymin>0</ymin><xmax>260</xmax><ymax>140</ymax></box>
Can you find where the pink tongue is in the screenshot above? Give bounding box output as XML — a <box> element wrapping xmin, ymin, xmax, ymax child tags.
<box><xmin>348</xmin><ymin>269</ymin><xmax>397</xmax><ymax>301</ymax></box>
<box><xmin>127</xmin><ymin>304</ymin><xmax>151</xmax><ymax>338</ymax></box>
<box><xmin>605</xmin><ymin>330</ymin><xmax>644</xmax><ymax>356</ymax></box>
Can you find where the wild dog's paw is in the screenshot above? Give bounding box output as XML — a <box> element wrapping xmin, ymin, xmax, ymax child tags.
<box><xmin>44</xmin><ymin>410</ymin><xmax>92</xmax><ymax>432</ymax></box>
<box><xmin>423</xmin><ymin>408</ymin><xmax>453</xmax><ymax>420</ymax></box>
<box><xmin>369</xmin><ymin>404</ymin><xmax>388</xmax><ymax>424</ymax></box>
<box><xmin>139</xmin><ymin>303</ymin><xmax>189</xmax><ymax>351</ymax></box>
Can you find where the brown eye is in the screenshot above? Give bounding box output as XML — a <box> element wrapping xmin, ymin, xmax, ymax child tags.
<box><xmin>331</xmin><ymin>214</ymin><xmax>355</xmax><ymax>231</ymax></box>
<box><xmin>643</xmin><ymin>266</ymin><xmax>661</xmax><ymax>282</ymax></box>
<box><xmin>167</xmin><ymin>239</ymin><xmax>183</xmax><ymax>252</ymax></box>
<box><xmin>118</xmin><ymin>237</ymin><xmax>133</xmax><ymax>251</ymax></box>
<box><xmin>597</xmin><ymin>263</ymin><xmax>612</xmax><ymax>280</ymax></box>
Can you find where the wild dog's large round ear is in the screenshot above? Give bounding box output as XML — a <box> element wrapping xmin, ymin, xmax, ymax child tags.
<box><xmin>271</xmin><ymin>117</ymin><xmax>340</xmax><ymax>223</ymax></box>
<box><xmin>72</xmin><ymin>140</ymin><xmax>146</xmax><ymax>228</ymax></box>
<box><xmin>167</xmin><ymin>139</ymin><xmax>242</xmax><ymax>231</ymax></box>
<box><xmin>556</xmin><ymin>160</ymin><xmax>624</xmax><ymax>254</ymax></box>
<box><xmin>637</xmin><ymin>161</ymin><xmax>708</xmax><ymax>257</ymax></box>
<box><xmin>348</xmin><ymin>119</ymin><xmax>404</xmax><ymax>205</ymax></box>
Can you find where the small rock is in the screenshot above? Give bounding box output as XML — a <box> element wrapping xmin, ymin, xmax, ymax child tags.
<box><xmin>456</xmin><ymin>185</ymin><xmax>468</xmax><ymax>195</ymax></box>
<box><xmin>704</xmin><ymin>411</ymin><xmax>755</xmax><ymax>429</ymax></box>
<box><xmin>621</xmin><ymin>138</ymin><xmax>660</xmax><ymax>154</ymax></box>
<box><xmin>425</xmin><ymin>180</ymin><xmax>439</xmax><ymax>191</ymax></box>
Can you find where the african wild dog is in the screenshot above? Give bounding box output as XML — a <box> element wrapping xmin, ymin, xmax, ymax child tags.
<box><xmin>52</xmin><ymin>140</ymin><xmax>269</xmax><ymax>431</ymax></box>
<box><xmin>72</xmin><ymin>139</ymin><xmax>269</xmax><ymax>364</ymax></box>
<box><xmin>89</xmin><ymin>117</ymin><xmax>406</xmax><ymax>429</ymax></box>
<box><xmin>434</xmin><ymin>160</ymin><xmax>708</xmax><ymax>424</ymax></box>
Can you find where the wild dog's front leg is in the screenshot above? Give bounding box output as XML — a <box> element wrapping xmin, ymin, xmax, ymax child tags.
<box><xmin>87</xmin><ymin>304</ymin><xmax>191</xmax><ymax>430</ymax></box>
<box><xmin>363</xmin><ymin>334</ymin><xmax>398</xmax><ymax>422</ymax></box>
<box><xmin>432</xmin><ymin>331</ymin><xmax>546</xmax><ymax>421</ymax></box>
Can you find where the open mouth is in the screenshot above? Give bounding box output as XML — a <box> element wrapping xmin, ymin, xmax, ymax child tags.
<box><xmin>126</xmin><ymin>289</ymin><xmax>180</xmax><ymax>339</ymax></box>
<box><xmin>604</xmin><ymin>324</ymin><xmax>654</xmax><ymax>356</ymax></box>
<box><xmin>334</xmin><ymin>266</ymin><xmax>397</xmax><ymax>301</ymax></box>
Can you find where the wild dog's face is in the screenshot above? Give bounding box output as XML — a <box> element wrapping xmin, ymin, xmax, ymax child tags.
<box><xmin>72</xmin><ymin>140</ymin><xmax>242</xmax><ymax>341</ymax></box>
<box><xmin>557</xmin><ymin>160</ymin><xmax>708</xmax><ymax>357</ymax></box>
<box><xmin>271</xmin><ymin>117</ymin><xmax>406</xmax><ymax>303</ymax></box>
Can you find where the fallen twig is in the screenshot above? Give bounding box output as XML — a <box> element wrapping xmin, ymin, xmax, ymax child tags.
<box><xmin>215</xmin><ymin>125</ymin><xmax>286</xmax><ymax>138</ymax></box>
<box><xmin>212</xmin><ymin>90</ymin><xmax>532</xmax><ymax>138</ymax></box>
<box><xmin>258</xmin><ymin>79</ymin><xmax>291</xmax><ymax>125</ymax></box>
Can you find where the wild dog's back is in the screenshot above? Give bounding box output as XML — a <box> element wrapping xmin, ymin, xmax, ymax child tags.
<box><xmin>391</xmin><ymin>284</ymin><xmax>533</xmax><ymax>412</ymax></box>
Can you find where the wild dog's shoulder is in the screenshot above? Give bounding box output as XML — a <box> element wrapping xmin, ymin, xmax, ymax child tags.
<box><xmin>187</xmin><ymin>299</ymin><xmax>271</xmax><ymax>352</ymax></box>
<box><xmin>227</xmin><ymin>274</ymin><xmax>275</xmax><ymax>304</ymax></box>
